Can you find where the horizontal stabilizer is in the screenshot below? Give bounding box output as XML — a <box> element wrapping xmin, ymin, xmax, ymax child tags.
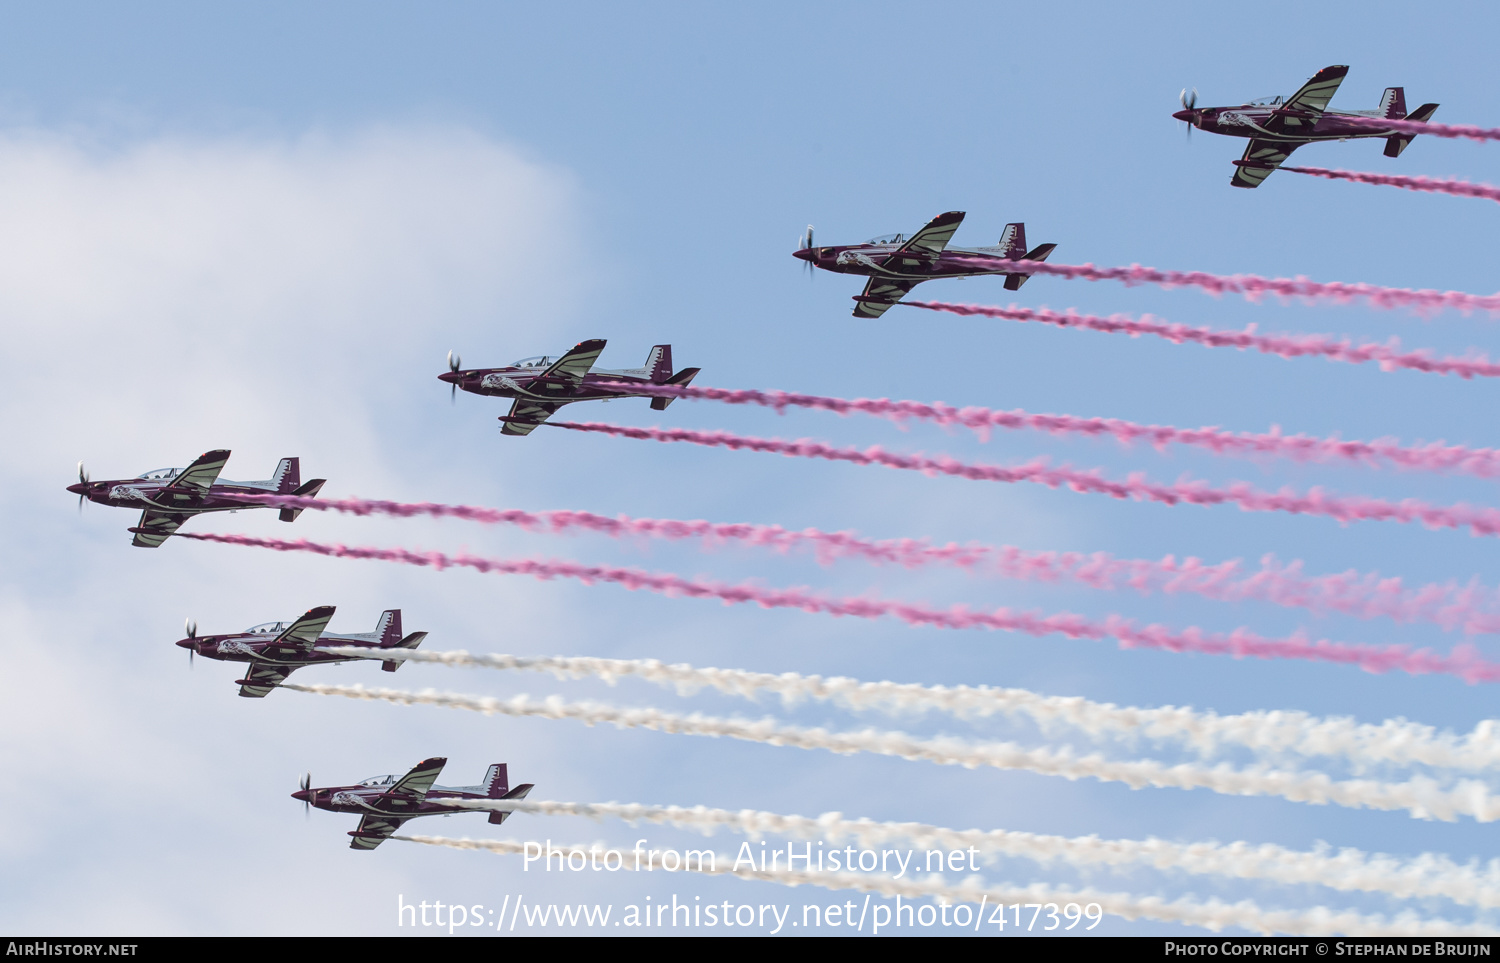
<box><xmin>1004</xmin><ymin>243</ymin><xmax>1058</xmax><ymax>291</ymax></box>
<box><xmin>488</xmin><ymin>783</ymin><xmax>534</xmax><ymax>824</ymax></box>
<box><xmin>650</xmin><ymin>367</ymin><xmax>701</xmax><ymax>410</ymax></box>
<box><xmin>382</xmin><ymin>631</ymin><xmax>427</xmax><ymax>671</ymax></box>
<box><xmin>279</xmin><ymin>479</ymin><xmax>326</xmax><ymax>522</ymax></box>
<box><xmin>1386</xmin><ymin>103</ymin><xmax>1438</xmax><ymax>157</ymax></box>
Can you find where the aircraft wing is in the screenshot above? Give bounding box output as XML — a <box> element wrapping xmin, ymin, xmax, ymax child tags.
<box><xmin>349</xmin><ymin>814</ymin><xmax>409</xmax><ymax>851</ymax></box>
<box><xmin>131</xmin><ymin>511</ymin><xmax>184</xmax><ymax>548</ymax></box>
<box><xmin>1266</xmin><ymin>65</ymin><xmax>1348</xmax><ymax>134</ymax></box>
<box><xmin>896</xmin><ymin>211</ymin><xmax>965</xmax><ymax>256</ymax></box>
<box><xmin>1231</xmin><ymin>140</ymin><xmax>1299</xmax><ymax>189</ymax></box>
<box><xmin>273</xmin><ymin>606</ymin><xmax>336</xmax><ymax>649</ymax></box>
<box><xmin>237</xmin><ymin>662</ymin><xmax>297</xmax><ymax>699</ymax></box>
<box><xmin>500</xmin><ymin>399</ymin><xmax>567</xmax><ymax>436</ymax></box>
<box><xmin>388</xmin><ymin>756</ymin><xmax>446</xmax><ymax>801</ymax></box>
<box><xmin>852</xmin><ymin>277</ymin><xmax>922</xmax><ymax>319</ymax></box>
<box><xmin>535</xmin><ymin>339</ymin><xmax>607</xmax><ymax>388</ymax></box>
<box><xmin>166</xmin><ymin>449</ymin><xmax>231</xmax><ymax>494</ymax></box>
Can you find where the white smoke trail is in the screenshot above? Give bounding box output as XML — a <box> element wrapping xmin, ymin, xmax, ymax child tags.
<box><xmin>394</xmin><ymin>834</ymin><xmax>1494</xmax><ymax>936</ymax></box>
<box><xmin>283</xmin><ymin>682</ymin><xmax>1500</xmax><ymax>821</ymax></box>
<box><xmin>318</xmin><ymin>646</ymin><xmax>1500</xmax><ymax>774</ymax></box>
<box><xmin>442</xmin><ymin>797</ymin><xmax>1500</xmax><ymax>910</ymax></box>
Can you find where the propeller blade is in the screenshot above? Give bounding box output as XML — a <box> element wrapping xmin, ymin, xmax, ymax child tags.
<box><xmin>447</xmin><ymin>350</ymin><xmax>461</xmax><ymax>373</ymax></box>
<box><xmin>185</xmin><ymin>618</ymin><xmax>197</xmax><ymax>639</ymax></box>
<box><xmin>77</xmin><ymin>461</ymin><xmax>88</xmax><ymax>484</ymax></box>
<box><xmin>300</xmin><ymin>773</ymin><xmax>312</xmax><ymax>818</ymax></box>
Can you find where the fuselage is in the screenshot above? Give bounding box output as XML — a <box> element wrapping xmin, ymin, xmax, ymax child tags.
<box><xmin>793</xmin><ymin>241</ymin><xmax>1032</xmax><ymax>280</ymax></box>
<box><xmin>439</xmin><ymin>357</ymin><xmax>666</xmax><ymax>403</ymax></box>
<box><xmin>294</xmin><ymin>776</ymin><xmax>490</xmax><ymax>818</ymax></box>
<box><xmin>176</xmin><ymin>622</ymin><xmax>386</xmax><ymax>668</ymax></box>
<box><xmin>67</xmin><ymin>467</ymin><xmax>282</xmax><ymax>516</ymax></box>
<box><xmin>1172</xmin><ymin>104</ymin><xmax>1402</xmax><ymax>143</ymax></box>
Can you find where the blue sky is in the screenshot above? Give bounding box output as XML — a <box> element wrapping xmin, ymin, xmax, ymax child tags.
<box><xmin>3</xmin><ymin>0</ymin><xmax>1500</xmax><ymax>937</ymax></box>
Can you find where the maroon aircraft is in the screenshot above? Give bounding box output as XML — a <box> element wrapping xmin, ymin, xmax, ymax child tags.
<box><xmin>1173</xmin><ymin>65</ymin><xmax>1439</xmax><ymax>188</ymax></box>
<box><xmin>440</xmin><ymin>339</ymin><xmax>700</xmax><ymax>436</ymax></box>
<box><xmin>792</xmin><ymin>212</ymin><xmax>1057</xmax><ymax>318</ymax></box>
<box><xmin>68</xmin><ymin>449</ymin><xmax>326</xmax><ymax>547</ymax></box>
<box><xmin>293</xmin><ymin>757</ymin><xmax>535</xmax><ymax>850</ymax></box>
<box><xmin>176</xmin><ymin>605</ymin><xmax>428</xmax><ymax>698</ymax></box>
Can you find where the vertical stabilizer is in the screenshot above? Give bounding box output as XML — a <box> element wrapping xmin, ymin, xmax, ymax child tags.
<box><xmin>375</xmin><ymin>610</ymin><xmax>402</xmax><ymax>647</ymax></box>
<box><xmin>272</xmin><ymin>458</ymin><xmax>301</xmax><ymax>494</ymax></box>
<box><xmin>999</xmin><ymin>223</ymin><xmax>1027</xmax><ymax>260</ymax></box>
<box><xmin>484</xmin><ymin>764</ymin><xmax>509</xmax><ymax>798</ymax></box>
<box><xmin>645</xmin><ymin>345</ymin><xmax>673</xmax><ymax>384</ymax></box>
<box><xmin>1379</xmin><ymin>87</ymin><xmax>1408</xmax><ymax>120</ymax></box>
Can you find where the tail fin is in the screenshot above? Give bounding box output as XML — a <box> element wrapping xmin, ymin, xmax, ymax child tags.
<box><xmin>381</xmin><ymin>630</ymin><xmax>426</xmax><ymax>672</ymax></box>
<box><xmin>1004</xmin><ymin>243</ymin><xmax>1058</xmax><ymax>291</ymax></box>
<box><xmin>375</xmin><ymin>610</ymin><xmax>403</xmax><ymax>647</ymax></box>
<box><xmin>272</xmin><ymin>458</ymin><xmax>301</xmax><ymax>494</ymax></box>
<box><xmin>644</xmin><ymin>345</ymin><xmax>673</xmax><ymax>384</ymax></box>
<box><xmin>487</xmin><ymin>781</ymin><xmax>534</xmax><ymax>824</ymax></box>
<box><xmin>483</xmin><ymin>764</ymin><xmax>509</xmax><ymax>798</ymax></box>
<box><xmin>1379</xmin><ymin>87</ymin><xmax>1407</xmax><ymax>120</ymax></box>
<box><xmin>1385</xmin><ymin>102</ymin><xmax>1437</xmax><ymax>157</ymax></box>
<box><xmin>278</xmin><ymin>478</ymin><xmax>326</xmax><ymax>522</ymax></box>
<box><xmin>650</xmin><ymin>367</ymin><xmax>701</xmax><ymax>410</ymax></box>
<box><xmin>999</xmin><ymin>223</ymin><xmax>1027</xmax><ymax>260</ymax></box>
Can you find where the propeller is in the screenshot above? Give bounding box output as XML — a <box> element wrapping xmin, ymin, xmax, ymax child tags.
<box><xmin>447</xmin><ymin>350</ymin><xmax>462</xmax><ymax>403</ymax></box>
<box><xmin>799</xmin><ymin>225</ymin><xmax>815</xmax><ymax>278</ymax></box>
<box><xmin>184</xmin><ymin>618</ymin><xmax>197</xmax><ymax>667</ymax></box>
<box><xmin>1179</xmin><ymin>87</ymin><xmax>1200</xmax><ymax>139</ymax></box>
<box><xmin>76</xmin><ymin>462</ymin><xmax>89</xmax><ymax>512</ymax></box>
<box><xmin>299</xmin><ymin>772</ymin><xmax>312</xmax><ymax>818</ymax></box>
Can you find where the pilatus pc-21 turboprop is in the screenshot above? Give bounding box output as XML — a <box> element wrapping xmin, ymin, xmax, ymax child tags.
<box><xmin>292</xmin><ymin>757</ymin><xmax>535</xmax><ymax>850</ymax></box>
<box><xmin>1172</xmin><ymin>65</ymin><xmax>1439</xmax><ymax>188</ymax></box>
<box><xmin>176</xmin><ymin>606</ymin><xmax>428</xmax><ymax>698</ymax></box>
<box><xmin>792</xmin><ymin>212</ymin><xmax>1057</xmax><ymax>319</ymax></box>
<box><xmin>67</xmin><ymin>449</ymin><xmax>326</xmax><ymax>547</ymax></box>
<box><xmin>440</xmin><ymin>339</ymin><xmax>701</xmax><ymax>436</ymax></box>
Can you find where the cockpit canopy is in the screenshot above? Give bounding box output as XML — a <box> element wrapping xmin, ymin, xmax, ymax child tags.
<box><xmin>1244</xmin><ymin>95</ymin><xmax>1285</xmax><ymax>107</ymax></box>
<box><xmin>359</xmin><ymin>774</ymin><xmax>398</xmax><ymax>787</ymax></box>
<box><xmin>137</xmin><ymin>467</ymin><xmax>182</xmax><ymax>481</ymax></box>
<box><xmin>508</xmin><ymin>355</ymin><xmax>554</xmax><ymax>369</ymax></box>
<box><xmin>864</xmin><ymin>232</ymin><xmax>905</xmax><ymax>245</ymax></box>
<box><xmin>244</xmin><ymin>621</ymin><xmax>289</xmax><ymax>635</ymax></box>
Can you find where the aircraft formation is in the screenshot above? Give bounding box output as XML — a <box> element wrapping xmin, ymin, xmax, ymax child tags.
<box><xmin>67</xmin><ymin>64</ymin><xmax>1479</xmax><ymax>915</ymax></box>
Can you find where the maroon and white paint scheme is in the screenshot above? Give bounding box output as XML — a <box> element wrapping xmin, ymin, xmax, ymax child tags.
<box><xmin>792</xmin><ymin>212</ymin><xmax>1057</xmax><ymax>318</ymax></box>
<box><xmin>439</xmin><ymin>339</ymin><xmax>701</xmax><ymax>436</ymax></box>
<box><xmin>67</xmin><ymin>449</ymin><xmax>326</xmax><ymax>547</ymax></box>
<box><xmin>1172</xmin><ymin>65</ymin><xmax>1440</xmax><ymax>188</ymax></box>
<box><xmin>291</xmin><ymin>757</ymin><xmax>535</xmax><ymax>850</ymax></box>
<box><xmin>175</xmin><ymin>605</ymin><xmax>428</xmax><ymax>698</ymax></box>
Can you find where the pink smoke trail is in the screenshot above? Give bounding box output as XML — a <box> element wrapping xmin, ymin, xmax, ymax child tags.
<box><xmin>218</xmin><ymin>492</ymin><xmax>1500</xmax><ymax>634</ymax></box>
<box><xmin>942</xmin><ymin>256</ymin><xmax>1500</xmax><ymax>315</ymax></box>
<box><xmin>902</xmin><ymin>301</ymin><xmax>1500</xmax><ymax>380</ymax></box>
<box><xmin>1340</xmin><ymin>114</ymin><xmax>1500</xmax><ymax>145</ymax></box>
<box><xmin>1278</xmin><ymin>165</ymin><xmax>1500</xmax><ymax>204</ymax></box>
<box><xmin>599</xmin><ymin>380</ymin><xmax>1500</xmax><ymax>478</ymax></box>
<box><xmin>169</xmin><ymin>530</ymin><xmax>1500</xmax><ymax>683</ymax></box>
<box><xmin>541</xmin><ymin>419</ymin><xmax>1500</xmax><ymax>538</ymax></box>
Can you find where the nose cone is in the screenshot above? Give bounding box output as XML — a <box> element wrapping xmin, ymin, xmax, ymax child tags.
<box><xmin>438</xmin><ymin>371</ymin><xmax>459</xmax><ymax>384</ymax></box>
<box><xmin>792</xmin><ymin>248</ymin><xmax>812</xmax><ymax>262</ymax></box>
<box><xmin>66</xmin><ymin>482</ymin><xmax>87</xmax><ymax>496</ymax></box>
<box><xmin>176</xmin><ymin>638</ymin><xmax>195</xmax><ymax>650</ymax></box>
<box><xmin>291</xmin><ymin>789</ymin><xmax>310</xmax><ymax>803</ymax></box>
<box><xmin>1172</xmin><ymin>109</ymin><xmax>1193</xmax><ymax>122</ymax></box>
